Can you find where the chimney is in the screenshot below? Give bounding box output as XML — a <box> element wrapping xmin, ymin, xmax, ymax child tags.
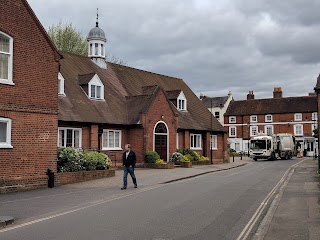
<box><xmin>199</xmin><ymin>92</ymin><xmax>205</xmax><ymax>100</ymax></box>
<box><xmin>273</xmin><ymin>87</ymin><xmax>282</xmax><ymax>98</ymax></box>
<box><xmin>247</xmin><ymin>90</ymin><xmax>254</xmax><ymax>100</ymax></box>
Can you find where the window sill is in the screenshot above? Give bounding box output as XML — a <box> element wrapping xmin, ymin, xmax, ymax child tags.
<box><xmin>102</xmin><ymin>147</ymin><xmax>123</xmax><ymax>151</ymax></box>
<box><xmin>0</xmin><ymin>79</ymin><xmax>14</xmax><ymax>85</ymax></box>
<box><xmin>0</xmin><ymin>144</ymin><xmax>13</xmax><ymax>149</ymax></box>
<box><xmin>190</xmin><ymin>147</ymin><xmax>202</xmax><ymax>150</ymax></box>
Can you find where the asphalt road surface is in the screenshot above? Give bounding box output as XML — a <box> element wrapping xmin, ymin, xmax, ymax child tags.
<box><xmin>0</xmin><ymin>158</ymin><xmax>301</xmax><ymax>240</ymax></box>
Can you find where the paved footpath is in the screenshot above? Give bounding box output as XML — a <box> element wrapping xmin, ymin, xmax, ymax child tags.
<box><xmin>252</xmin><ymin>158</ymin><xmax>320</xmax><ymax>240</ymax></box>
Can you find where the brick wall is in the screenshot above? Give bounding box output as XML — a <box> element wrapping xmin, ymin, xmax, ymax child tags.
<box><xmin>0</xmin><ymin>0</ymin><xmax>59</xmax><ymax>192</ymax></box>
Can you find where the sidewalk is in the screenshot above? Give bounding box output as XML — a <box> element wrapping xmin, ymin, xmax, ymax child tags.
<box><xmin>253</xmin><ymin>158</ymin><xmax>320</xmax><ymax>240</ymax></box>
<box><xmin>0</xmin><ymin>158</ymin><xmax>250</xmax><ymax>228</ymax></box>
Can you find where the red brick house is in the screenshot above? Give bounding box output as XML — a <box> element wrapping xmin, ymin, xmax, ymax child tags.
<box><xmin>0</xmin><ymin>0</ymin><xmax>61</xmax><ymax>192</ymax></box>
<box><xmin>224</xmin><ymin>88</ymin><xmax>317</xmax><ymax>157</ymax></box>
<box><xmin>58</xmin><ymin>21</ymin><xmax>228</xmax><ymax>165</ymax></box>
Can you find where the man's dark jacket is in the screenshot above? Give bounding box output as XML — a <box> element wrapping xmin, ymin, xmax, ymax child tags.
<box><xmin>123</xmin><ymin>151</ymin><xmax>136</xmax><ymax>167</ymax></box>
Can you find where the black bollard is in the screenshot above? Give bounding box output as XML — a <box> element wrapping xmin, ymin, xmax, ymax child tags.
<box><xmin>46</xmin><ymin>168</ymin><xmax>55</xmax><ymax>188</ymax></box>
<box><xmin>233</xmin><ymin>155</ymin><xmax>234</xmax><ymax>162</ymax></box>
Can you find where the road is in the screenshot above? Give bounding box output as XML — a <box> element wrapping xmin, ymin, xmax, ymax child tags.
<box><xmin>0</xmin><ymin>158</ymin><xmax>302</xmax><ymax>240</ymax></box>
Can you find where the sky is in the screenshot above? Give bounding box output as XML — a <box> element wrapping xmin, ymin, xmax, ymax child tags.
<box><xmin>28</xmin><ymin>0</ymin><xmax>320</xmax><ymax>100</ymax></box>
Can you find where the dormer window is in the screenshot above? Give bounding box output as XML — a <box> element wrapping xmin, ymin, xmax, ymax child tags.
<box><xmin>79</xmin><ymin>73</ymin><xmax>104</xmax><ymax>100</ymax></box>
<box><xmin>58</xmin><ymin>72</ymin><xmax>65</xmax><ymax>96</ymax></box>
<box><xmin>0</xmin><ymin>32</ymin><xmax>14</xmax><ymax>85</ymax></box>
<box><xmin>177</xmin><ymin>91</ymin><xmax>187</xmax><ymax>111</ymax></box>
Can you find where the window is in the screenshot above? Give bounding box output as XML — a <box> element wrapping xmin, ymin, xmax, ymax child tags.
<box><xmin>89</xmin><ymin>44</ymin><xmax>92</xmax><ymax>55</ymax></box>
<box><xmin>190</xmin><ymin>134</ymin><xmax>202</xmax><ymax>149</ymax></box>
<box><xmin>87</xmin><ymin>74</ymin><xmax>104</xmax><ymax>100</ymax></box>
<box><xmin>229</xmin><ymin>126</ymin><xmax>236</xmax><ymax>137</ymax></box>
<box><xmin>294</xmin><ymin>113</ymin><xmax>302</xmax><ymax>121</ymax></box>
<box><xmin>265</xmin><ymin>125</ymin><xmax>273</xmax><ymax>135</ymax></box>
<box><xmin>210</xmin><ymin>135</ymin><xmax>217</xmax><ymax>150</ymax></box>
<box><xmin>0</xmin><ymin>118</ymin><xmax>12</xmax><ymax>148</ymax></box>
<box><xmin>177</xmin><ymin>91</ymin><xmax>187</xmax><ymax>111</ymax></box>
<box><xmin>58</xmin><ymin>128</ymin><xmax>82</xmax><ymax>148</ymax></box>
<box><xmin>90</xmin><ymin>85</ymin><xmax>102</xmax><ymax>99</ymax></box>
<box><xmin>0</xmin><ymin>32</ymin><xmax>13</xmax><ymax>85</ymax></box>
<box><xmin>265</xmin><ymin>114</ymin><xmax>272</xmax><ymax>122</ymax></box>
<box><xmin>214</xmin><ymin>112</ymin><xmax>220</xmax><ymax>120</ymax></box>
<box><xmin>294</xmin><ymin>124</ymin><xmax>303</xmax><ymax>136</ymax></box>
<box><xmin>102</xmin><ymin>130</ymin><xmax>122</xmax><ymax>150</ymax></box>
<box><xmin>58</xmin><ymin>72</ymin><xmax>65</xmax><ymax>95</ymax></box>
<box><xmin>101</xmin><ymin>44</ymin><xmax>105</xmax><ymax>56</ymax></box>
<box><xmin>250</xmin><ymin>126</ymin><xmax>258</xmax><ymax>136</ymax></box>
<box><xmin>229</xmin><ymin>116</ymin><xmax>236</xmax><ymax>123</ymax></box>
<box><xmin>312</xmin><ymin>112</ymin><xmax>317</xmax><ymax>121</ymax></box>
<box><xmin>250</xmin><ymin>115</ymin><xmax>257</xmax><ymax>122</ymax></box>
<box><xmin>95</xmin><ymin>43</ymin><xmax>99</xmax><ymax>55</ymax></box>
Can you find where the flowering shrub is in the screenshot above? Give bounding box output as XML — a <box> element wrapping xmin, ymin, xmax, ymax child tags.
<box><xmin>199</xmin><ymin>156</ymin><xmax>209</xmax><ymax>161</ymax></box>
<box><xmin>57</xmin><ymin>147</ymin><xmax>111</xmax><ymax>172</ymax></box>
<box><xmin>176</xmin><ymin>148</ymin><xmax>200</xmax><ymax>161</ymax></box>
<box><xmin>145</xmin><ymin>151</ymin><xmax>160</xmax><ymax>163</ymax></box>
<box><xmin>170</xmin><ymin>152</ymin><xmax>183</xmax><ymax>162</ymax></box>
<box><xmin>155</xmin><ymin>159</ymin><xmax>166</xmax><ymax>164</ymax></box>
<box><xmin>181</xmin><ymin>154</ymin><xmax>192</xmax><ymax>162</ymax></box>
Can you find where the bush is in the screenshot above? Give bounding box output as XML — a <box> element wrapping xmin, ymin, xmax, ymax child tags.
<box><xmin>83</xmin><ymin>151</ymin><xmax>111</xmax><ymax>170</ymax></box>
<box><xmin>170</xmin><ymin>152</ymin><xmax>183</xmax><ymax>162</ymax></box>
<box><xmin>57</xmin><ymin>147</ymin><xmax>111</xmax><ymax>172</ymax></box>
<box><xmin>176</xmin><ymin>148</ymin><xmax>200</xmax><ymax>161</ymax></box>
<box><xmin>181</xmin><ymin>154</ymin><xmax>192</xmax><ymax>162</ymax></box>
<box><xmin>57</xmin><ymin>147</ymin><xmax>85</xmax><ymax>172</ymax></box>
<box><xmin>145</xmin><ymin>151</ymin><xmax>160</xmax><ymax>163</ymax></box>
<box><xmin>199</xmin><ymin>156</ymin><xmax>209</xmax><ymax>161</ymax></box>
<box><xmin>155</xmin><ymin>159</ymin><xmax>166</xmax><ymax>164</ymax></box>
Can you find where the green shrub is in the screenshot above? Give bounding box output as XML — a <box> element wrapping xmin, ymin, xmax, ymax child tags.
<box><xmin>181</xmin><ymin>154</ymin><xmax>192</xmax><ymax>162</ymax></box>
<box><xmin>155</xmin><ymin>159</ymin><xmax>166</xmax><ymax>164</ymax></box>
<box><xmin>176</xmin><ymin>148</ymin><xmax>200</xmax><ymax>161</ymax></box>
<box><xmin>57</xmin><ymin>147</ymin><xmax>85</xmax><ymax>172</ymax></box>
<box><xmin>145</xmin><ymin>151</ymin><xmax>160</xmax><ymax>163</ymax></box>
<box><xmin>170</xmin><ymin>152</ymin><xmax>183</xmax><ymax>162</ymax></box>
<box><xmin>199</xmin><ymin>156</ymin><xmax>209</xmax><ymax>161</ymax></box>
<box><xmin>57</xmin><ymin>147</ymin><xmax>111</xmax><ymax>172</ymax></box>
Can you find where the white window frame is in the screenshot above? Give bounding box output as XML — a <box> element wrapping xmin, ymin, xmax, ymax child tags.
<box><xmin>210</xmin><ymin>135</ymin><xmax>218</xmax><ymax>150</ymax></box>
<box><xmin>214</xmin><ymin>112</ymin><xmax>220</xmax><ymax>120</ymax></box>
<box><xmin>294</xmin><ymin>124</ymin><xmax>303</xmax><ymax>136</ymax></box>
<box><xmin>176</xmin><ymin>133</ymin><xmax>179</xmax><ymax>150</ymax></box>
<box><xmin>0</xmin><ymin>32</ymin><xmax>14</xmax><ymax>85</ymax></box>
<box><xmin>312</xmin><ymin>122</ymin><xmax>317</xmax><ymax>133</ymax></box>
<box><xmin>58</xmin><ymin>72</ymin><xmax>65</xmax><ymax>96</ymax></box>
<box><xmin>102</xmin><ymin>129</ymin><xmax>122</xmax><ymax>150</ymax></box>
<box><xmin>177</xmin><ymin>91</ymin><xmax>187</xmax><ymax>111</ymax></box>
<box><xmin>88</xmin><ymin>74</ymin><xmax>104</xmax><ymax>100</ymax></box>
<box><xmin>229</xmin><ymin>116</ymin><xmax>236</xmax><ymax>123</ymax></box>
<box><xmin>312</xmin><ymin>112</ymin><xmax>317</xmax><ymax>121</ymax></box>
<box><xmin>190</xmin><ymin>134</ymin><xmax>202</xmax><ymax>150</ymax></box>
<box><xmin>229</xmin><ymin>126</ymin><xmax>236</xmax><ymax>137</ymax></box>
<box><xmin>250</xmin><ymin>115</ymin><xmax>257</xmax><ymax>123</ymax></box>
<box><xmin>265</xmin><ymin>114</ymin><xmax>272</xmax><ymax>122</ymax></box>
<box><xmin>264</xmin><ymin>125</ymin><xmax>273</xmax><ymax>136</ymax></box>
<box><xmin>58</xmin><ymin>127</ymin><xmax>82</xmax><ymax>149</ymax></box>
<box><xmin>0</xmin><ymin>117</ymin><xmax>12</xmax><ymax>148</ymax></box>
<box><xmin>294</xmin><ymin>113</ymin><xmax>302</xmax><ymax>121</ymax></box>
<box><xmin>250</xmin><ymin>126</ymin><xmax>258</xmax><ymax>136</ymax></box>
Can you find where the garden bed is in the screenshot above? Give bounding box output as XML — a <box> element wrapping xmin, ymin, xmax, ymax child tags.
<box><xmin>142</xmin><ymin>162</ymin><xmax>175</xmax><ymax>169</ymax></box>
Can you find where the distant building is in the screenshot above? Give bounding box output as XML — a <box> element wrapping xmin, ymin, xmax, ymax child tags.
<box><xmin>200</xmin><ymin>91</ymin><xmax>233</xmax><ymax>125</ymax></box>
<box><xmin>224</xmin><ymin>88</ymin><xmax>317</xmax><ymax>156</ymax></box>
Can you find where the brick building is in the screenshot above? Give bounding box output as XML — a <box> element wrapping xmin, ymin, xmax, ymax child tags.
<box><xmin>0</xmin><ymin>0</ymin><xmax>60</xmax><ymax>192</ymax></box>
<box><xmin>224</xmin><ymin>88</ymin><xmax>318</xmax><ymax>157</ymax></box>
<box><xmin>58</xmin><ymin>20</ymin><xmax>228</xmax><ymax>165</ymax></box>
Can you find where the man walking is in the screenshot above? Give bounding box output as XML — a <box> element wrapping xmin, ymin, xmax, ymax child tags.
<box><xmin>121</xmin><ymin>144</ymin><xmax>137</xmax><ymax>190</ymax></box>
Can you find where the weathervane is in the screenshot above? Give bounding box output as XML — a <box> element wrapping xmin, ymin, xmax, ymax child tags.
<box><xmin>96</xmin><ymin>8</ymin><xmax>99</xmax><ymax>27</ymax></box>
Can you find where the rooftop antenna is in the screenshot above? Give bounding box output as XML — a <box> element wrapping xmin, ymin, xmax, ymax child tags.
<box><xmin>96</xmin><ymin>8</ymin><xmax>99</xmax><ymax>27</ymax></box>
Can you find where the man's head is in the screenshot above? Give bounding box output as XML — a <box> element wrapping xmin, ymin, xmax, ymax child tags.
<box><xmin>125</xmin><ymin>144</ymin><xmax>131</xmax><ymax>152</ymax></box>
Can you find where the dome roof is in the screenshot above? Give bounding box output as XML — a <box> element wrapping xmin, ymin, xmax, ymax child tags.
<box><xmin>87</xmin><ymin>25</ymin><xmax>106</xmax><ymax>42</ymax></box>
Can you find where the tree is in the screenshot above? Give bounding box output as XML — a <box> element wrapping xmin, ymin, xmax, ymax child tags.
<box><xmin>47</xmin><ymin>21</ymin><xmax>127</xmax><ymax>65</ymax></box>
<box><xmin>48</xmin><ymin>21</ymin><xmax>88</xmax><ymax>56</ymax></box>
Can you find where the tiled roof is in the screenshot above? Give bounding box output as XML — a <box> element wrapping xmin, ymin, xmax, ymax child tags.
<box><xmin>225</xmin><ymin>96</ymin><xmax>317</xmax><ymax>116</ymax></box>
<box><xmin>59</xmin><ymin>52</ymin><xmax>225</xmax><ymax>132</ymax></box>
<box><xmin>166</xmin><ymin>90</ymin><xmax>181</xmax><ymax>100</ymax></box>
<box><xmin>202</xmin><ymin>96</ymin><xmax>229</xmax><ymax>108</ymax></box>
<box><xmin>78</xmin><ymin>73</ymin><xmax>95</xmax><ymax>85</ymax></box>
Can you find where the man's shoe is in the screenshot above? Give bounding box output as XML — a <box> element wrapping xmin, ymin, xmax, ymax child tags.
<box><xmin>121</xmin><ymin>187</ymin><xmax>127</xmax><ymax>190</ymax></box>
<box><xmin>134</xmin><ymin>185</ymin><xmax>137</xmax><ymax>188</ymax></box>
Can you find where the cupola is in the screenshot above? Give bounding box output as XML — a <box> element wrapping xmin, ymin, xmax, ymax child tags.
<box><xmin>87</xmin><ymin>9</ymin><xmax>107</xmax><ymax>68</ymax></box>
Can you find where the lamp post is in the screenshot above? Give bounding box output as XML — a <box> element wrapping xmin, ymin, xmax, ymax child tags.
<box><xmin>247</xmin><ymin>122</ymin><xmax>250</xmax><ymax>157</ymax></box>
<box><xmin>210</xmin><ymin>97</ymin><xmax>213</xmax><ymax>164</ymax></box>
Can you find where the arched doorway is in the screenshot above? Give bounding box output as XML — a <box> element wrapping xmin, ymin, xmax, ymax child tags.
<box><xmin>154</xmin><ymin>122</ymin><xmax>168</xmax><ymax>161</ymax></box>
